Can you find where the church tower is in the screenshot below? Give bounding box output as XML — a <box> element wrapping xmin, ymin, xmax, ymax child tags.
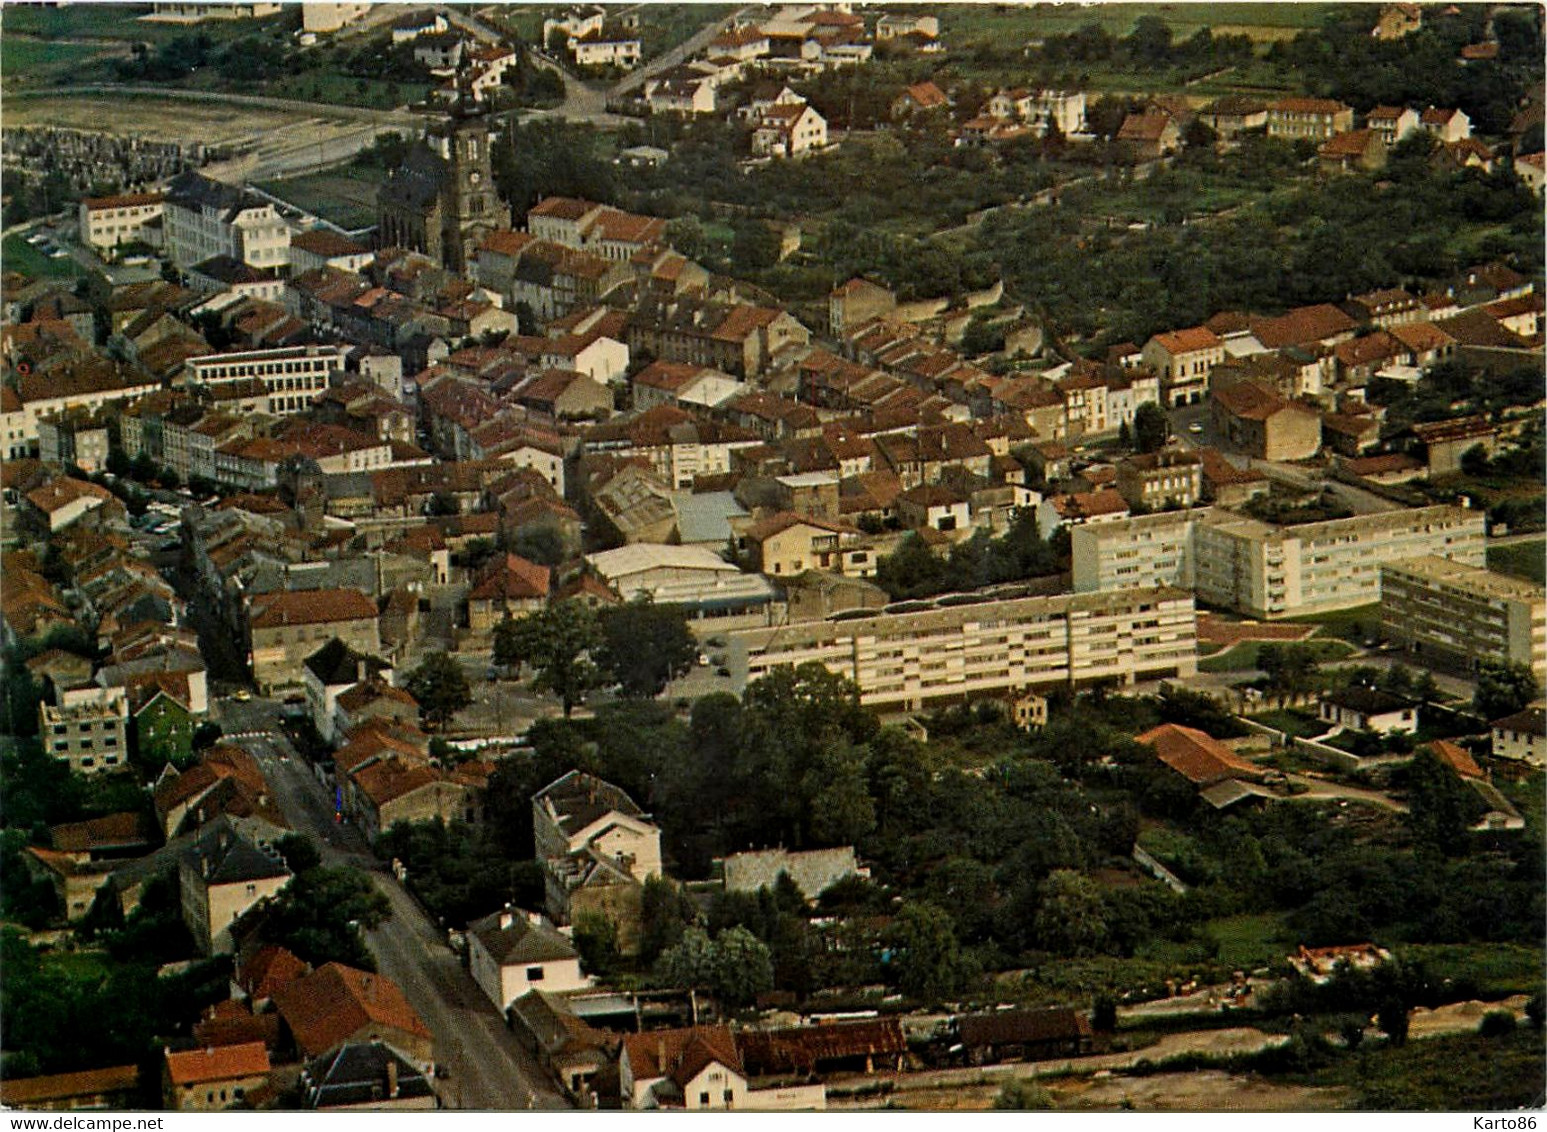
<box><xmin>429</xmin><ymin>80</ymin><xmax>509</xmax><ymax>276</ymax></box>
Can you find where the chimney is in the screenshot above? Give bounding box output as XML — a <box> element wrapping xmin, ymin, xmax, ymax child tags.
<box><xmin>386</xmin><ymin>1057</ymin><xmax>399</xmax><ymax>1099</ymax></box>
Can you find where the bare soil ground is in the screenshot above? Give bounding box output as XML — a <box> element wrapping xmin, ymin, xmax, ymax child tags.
<box><xmin>3</xmin><ymin>96</ymin><xmax>310</xmax><ymax>144</ymax></box>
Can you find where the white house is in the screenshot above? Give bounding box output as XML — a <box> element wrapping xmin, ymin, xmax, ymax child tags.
<box><xmin>1318</xmin><ymin>687</ymin><xmax>1418</xmax><ymax>734</ymax></box>
<box><xmin>1491</xmin><ymin>707</ymin><xmax>1545</xmax><ymax>767</ymax></box>
<box><xmin>466</xmin><ymin>908</ymin><xmax>589</xmax><ymax>1011</ymax></box>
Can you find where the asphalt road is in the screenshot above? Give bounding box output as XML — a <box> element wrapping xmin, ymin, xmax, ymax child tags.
<box><xmin>230</xmin><ymin>709</ymin><xmax>567</xmax><ymax>1111</ymax></box>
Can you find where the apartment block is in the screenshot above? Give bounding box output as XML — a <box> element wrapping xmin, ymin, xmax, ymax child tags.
<box><xmin>728</xmin><ymin>587</ymin><xmax>1198</xmax><ymax>710</ymax></box>
<box><xmin>164</xmin><ymin>171</ymin><xmax>290</xmax><ymax>271</ymax></box>
<box><xmin>183</xmin><ymin>345</ymin><xmax>344</xmax><ymax>414</ymax></box>
<box><xmin>1381</xmin><ymin>556</ymin><xmax>1546</xmax><ymax>678</ymax></box>
<box><xmin>79</xmin><ymin>193</ymin><xmax>165</xmax><ymax>253</ymax></box>
<box><xmin>39</xmin><ymin>686</ymin><xmax>130</xmax><ymax>776</ymax></box>
<box><xmin>1071</xmin><ymin>508</ymin><xmax>1204</xmax><ymax>595</ymax></box>
<box><xmin>1073</xmin><ymin>504</ymin><xmax>1486</xmax><ymax>619</ymax></box>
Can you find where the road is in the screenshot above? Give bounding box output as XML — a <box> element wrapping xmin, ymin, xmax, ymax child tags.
<box><xmin>609</xmin><ymin>7</ymin><xmax>748</xmax><ymax>98</ymax></box>
<box><xmin>222</xmin><ymin>700</ymin><xmax>568</xmax><ymax>1111</ymax></box>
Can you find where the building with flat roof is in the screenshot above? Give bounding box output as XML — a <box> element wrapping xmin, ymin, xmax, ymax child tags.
<box><xmin>1381</xmin><ymin>556</ymin><xmax>1546</xmax><ymax>678</ymax></box>
<box><xmin>183</xmin><ymin>345</ymin><xmax>344</xmax><ymax>415</ymax></box>
<box><xmin>39</xmin><ymin>685</ymin><xmax>129</xmax><ymax>776</ymax></box>
<box><xmin>727</xmin><ymin>586</ymin><xmax>1197</xmax><ymax>710</ymax></box>
<box><xmin>1072</xmin><ymin>504</ymin><xmax>1486</xmax><ymax>619</ymax></box>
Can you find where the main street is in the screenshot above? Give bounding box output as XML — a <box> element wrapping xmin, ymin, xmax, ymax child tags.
<box><xmin>224</xmin><ymin>702</ymin><xmax>568</xmax><ymax>1111</ymax></box>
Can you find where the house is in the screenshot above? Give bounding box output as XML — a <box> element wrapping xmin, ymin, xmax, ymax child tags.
<box><xmin>1515</xmin><ymin>151</ymin><xmax>1545</xmax><ymax>197</ymax></box>
<box><xmin>1201</xmin><ymin>95</ymin><xmax>1268</xmax><ymax>139</ymax></box>
<box><xmin>895</xmin><ymin>483</ymin><xmax>971</xmax><ymax>534</ymax></box>
<box><xmin>1035</xmin><ymin>490</ymin><xmax>1130</xmax><ymax>539</ymax></box>
<box><xmin>1318</xmin><ymin>129</ymin><xmax>1386</xmax><ymax>173</ymax></box>
<box><xmin>1365</xmin><ymin>105</ymin><xmax>1422</xmax><ymax>146</ymax></box>
<box><xmin>163</xmin><ymin>171</ymin><xmax>289</xmax><ymax>272</ymax></box>
<box><xmin>178</xmin><ymin>816</ymin><xmax>292</xmax><ymax>955</ymax></box>
<box><xmin>619</xmin><ymin>1026</ymin><xmax>745</xmax><ymax>1110</ymax></box>
<box><xmin>720</xmin><ymin>846</ymin><xmax>867</xmax><ymax>902</ymax></box>
<box><xmin>303</xmin><ymin>638</ymin><xmax>393</xmax><ymax>745</ymax></box>
<box><xmin>1115</xmin><ymin>450</ymin><xmax>1203</xmax><ymax>510</ymax></box>
<box><xmin>1141</xmin><ymin>327</ymin><xmax>1224</xmax><ymax>407</ymax></box>
<box><xmin>80</xmin><ymin>192</ymin><xmax>165</xmax><ymax>254</ymax></box>
<box><xmin>532</xmin><ymin>770</ymin><xmax>663</xmax><ymax>953</ymax></box>
<box><xmin>508</xmin><ymin>990</ymin><xmax>615</xmax><ymax>1106</ymax></box>
<box><xmin>466</xmin><ymin>553</ymin><xmax>551</xmax><ymax>634</ymax></box>
<box><xmin>1343</xmin><ymin>287</ymin><xmax>1425</xmax><ymax>328</ymax></box>
<box><xmin>271</xmin><ymin>963</ymin><xmax>434</xmax><ymax>1070</ymax></box>
<box><xmin>891</xmin><ymin>80</ymin><xmax>948</xmax><ymax>118</ymax></box>
<box><xmin>751</xmin><ymin>101</ymin><xmax>829</xmax><ymax>159</ymax></box>
<box><xmin>300</xmin><ymin>1043</ymin><xmax>437</xmax><ymax>1111</ymax></box>
<box><xmin>0</xmin><ymin>1066</ymin><xmax>141</xmax><ymax>1112</ymax></box>
<box><xmin>1491</xmin><ymin>707</ymin><xmax>1545</xmax><ymax>768</ymax></box>
<box><xmin>956</xmin><ymin>1008</ymin><xmax>1095</xmax><ymax>1065</ymax></box>
<box><xmin>1409</xmin><ymin>416</ymin><xmax>1498</xmax><ymax>476</ymax></box>
<box><xmin>246</xmin><ymin>588</ymin><xmax>380</xmax><ymax>694</ymax></box>
<box><xmin>1420</xmin><ymin>106</ymin><xmax>1471</xmax><ymax>143</ymax></box>
<box><xmin>742</xmin><ymin>511</ymin><xmax>873</xmax><ymax>577</ymax></box>
<box><xmin>1267</xmin><ymin>97</ymin><xmax>1354</xmax><ymax>140</ymax></box>
<box><xmin>25</xmin><ymin>476</ymin><xmax>118</xmax><ymax>533</ymax></box>
<box><xmin>828</xmin><ymin>278</ymin><xmax>896</xmax><ymax>338</ymax></box>
<box><xmin>1116</xmin><ymin>110</ymin><xmax>1180</xmax><ymax>160</ymax></box>
<box><xmin>467</xmin><ymin>907</ymin><xmax>589</xmax><ymax>1011</ymax></box>
<box><xmin>1136</xmin><ymin>723</ymin><xmax>1268</xmax><ymax>789</ymax></box>
<box><xmin>163</xmin><ymin>1043</ymin><xmax>270</xmax><ymax>1112</ymax></box>
<box><xmin>1319</xmin><ymin>687</ymin><xmax>1418</xmax><ymax>734</ymax></box>
<box><xmin>1211</xmin><ymin>381</ymin><xmax>1322</xmax><ymax>461</ymax></box>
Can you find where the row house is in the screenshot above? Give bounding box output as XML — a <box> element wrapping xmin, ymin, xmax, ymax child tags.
<box><xmin>79</xmin><ymin>192</ymin><xmax>165</xmax><ymax>254</ymax></box>
<box><xmin>584</xmin><ymin>405</ymin><xmax>761</xmax><ymax>489</ymax></box>
<box><xmin>1142</xmin><ymin>326</ymin><xmax>1224</xmax><ymax>407</ymax></box>
<box><xmin>1266</xmin><ymin>97</ymin><xmax>1354</xmax><ymax>141</ymax></box>
<box><xmin>525</xmin><ymin>197</ymin><xmax>668</xmax><ymax>262</ymax></box>
<box><xmin>634</xmin><ymin>360</ymin><xmax>747</xmax><ymax>413</ymax></box>
<box><xmin>625</xmin><ymin>297</ymin><xmax>810</xmax><ymax>379</ymax></box>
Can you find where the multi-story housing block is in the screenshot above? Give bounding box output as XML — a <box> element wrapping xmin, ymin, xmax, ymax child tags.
<box><xmin>183</xmin><ymin>345</ymin><xmax>343</xmax><ymax>414</ymax></box>
<box><xmin>728</xmin><ymin>587</ymin><xmax>1198</xmax><ymax>710</ymax></box>
<box><xmin>79</xmin><ymin>193</ymin><xmax>165</xmax><ymax>253</ymax></box>
<box><xmin>163</xmin><ymin>171</ymin><xmax>290</xmax><ymax>271</ymax></box>
<box><xmin>39</xmin><ymin>685</ymin><xmax>130</xmax><ymax>776</ymax></box>
<box><xmin>1073</xmin><ymin>505</ymin><xmax>1486</xmax><ymax>619</ymax></box>
<box><xmin>1381</xmin><ymin>556</ymin><xmax>1546</xmax><ymax>678</ymax></box>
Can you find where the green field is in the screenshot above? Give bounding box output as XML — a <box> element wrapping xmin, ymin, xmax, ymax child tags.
<box><xmin>1487</xmin><ymin>539</ymin><xmax>1546</xmax><ymax>586</ymax></box>
<box><xmin>1199</xmin><ymin>638</ymin><xmax>1356</xmax><ymax>673</ymax></box>
<box><xmin>0</xmin><ymin>37</ymin><xmax>119</xmax><ymax>87</ymax></box>
<box><xmin>0</xmin><ymin>2</ymin><xmax>294</xmax><ymax>44</ymax></box>
<box><xmin>1</xmin><ymin>235</ymin><xmax>82</xmax><ymax>280</ymax></box>
<box><xmin>259</xmin><ymin>167</ymin><xmax>383</xmax><ymax>232</ymax></box>
<box><xmin>939</xmin><ymin>3</ymin><xmax>1340</xmax><ymax>46</ymax></box>
<box><xmin>1285</xmin><ymin>604</ymin><xmax>1383</xmax><ymax>644</ymax></box>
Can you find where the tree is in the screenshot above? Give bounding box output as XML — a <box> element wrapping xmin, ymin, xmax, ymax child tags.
<box><xmin>512</xmin><ymin>524</ymin><xmax>565</xmax><ymax>567</ymax></box>
<box><xmin>886</xmin><ymin>900</ymin><xmax>977</xmax><ymax>1003</ymax></box>
<box><xmin>596</xmin><ymin>597</ymin><xmax>698</xmax><ymax>699</ymax></box>
<box><xmin>1032</xmin><ymin>869</ymin><xmax>1109</xmax><ymax>956</ymax></box>
<box><xmin>494</xmin><ymin>601</ymin><xmax>603</xmax><ymax>717</ymax></box>
<box><xmin>404</xmin><ymin>651</ymin><xmax>472</xmax><ymax>730</ymax></box>
<box><xmin>572</xmin><ymin>912</ymin><xmax>620</xmax><ymax>977</ymax></box>
<box><xmin>1473</xmin><ymin>660</ymin><xmax>1537</xmax><ymax>721</ymax></box>
<box><xmin>1133</xmin><ymin>402</ymin><xmax>1169</xmax><ymax>453</ymax></box>
<box><xmin>1460</xmin><ymin>443</ymin><xmax>1491</xmax><ymax>477</ymax></box>
<box><xmin>254</xmin><ymin>866</ymin><xmax>390</xmax><ymax>970</ymax></box>
<box><xmin>1406</xmin><ymin>748</ymin><xmax>1482</xmax><ymax>853</ymax></box>
<box><xmin>274</xmin><ymin>833</ymin><xmax>322</xmax><ymax>874</ymax></box>
<box><xmin>710</xmin><ymin>925</ymin><xmax>774</xmax><ymax>1009</ymax></box>
<box><xmin>655</xmin><ymin>925</ymin><xmax>717</xmax><ymax>990</ymax></box>
<box><xmin>1377</xmin><ymin>998</ymin><xmax>1409</xmax><ymax>1046</ymax></box>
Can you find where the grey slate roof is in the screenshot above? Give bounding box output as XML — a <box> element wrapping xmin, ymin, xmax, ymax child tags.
<box><xmin>467</xmin><ymin>909</ymin><xmax>579</xmax><ymax>966</ymax></box>
<box><xmin>304</xmin><ymin>637</ymin><xmax>392</xmax><ymax>687</ymax></box>
<box><xmin>301</xmin><ymin>1042</ymin><xmax>434</xmax><ymax>1109</ymax></box>
<box><xmin>181</xmin><ymin>815</ymin><xmax>290</xmax><ymax>886</ymax></box>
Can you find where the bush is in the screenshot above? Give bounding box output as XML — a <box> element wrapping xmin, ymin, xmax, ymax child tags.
<box><xmin>1478</xmin><ymin>1010</ymin><xmax>1516</xmax><ymax>1037</ymax></box>
<box><xmin>993</xmin><ymin>1080</ymin><xmax>1055</xmax><ymax>1110</ymax></box>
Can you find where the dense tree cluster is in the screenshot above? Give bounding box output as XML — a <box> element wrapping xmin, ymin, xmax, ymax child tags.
<box><xmin>875</xmin><ymin>506</ymin><xmax>1062</xmax><ymax>601</ymax></box>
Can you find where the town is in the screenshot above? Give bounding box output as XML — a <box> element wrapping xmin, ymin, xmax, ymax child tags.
<box><xmin>0</xmin><ymin>0</ymin><xmax>1543</xmax><ymax>1116</ymax></box>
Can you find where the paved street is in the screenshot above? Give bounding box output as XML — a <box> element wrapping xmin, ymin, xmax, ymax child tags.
<box><xmin>228</xmin><ymin>709</ymin><xmax>567</xmax><ymax>1111</ymax></box>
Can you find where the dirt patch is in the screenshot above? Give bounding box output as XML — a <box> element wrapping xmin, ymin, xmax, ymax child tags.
<box><xmin>3</xmin><ymin>96</ymin><xmax>313</xmax><ymax>144</ymax></box>
<box><xmin>1198</xmin><ymin>615</ymin><xmax>1317</xmax><ymax>646</ymax></box>
<box><xmin>1408</xmin><ymin>996</ymin><xmax>1529</xmax><ymax>1038</ymax></box>
<box><xmin>1062</xmin><ymin>1069</ymin><xmax>1351</xmax><ymax>1111</ymax></box>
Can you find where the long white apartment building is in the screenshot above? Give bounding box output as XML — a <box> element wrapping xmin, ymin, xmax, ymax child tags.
<box><xmin>727</xmin><ymin>586</ymin><xmax>1198</xmax><ymax>709</ymax></box>
<box><xmin>182</xmin><ymin>345</ymin><xmax>344</xmax><ymax>413</ymax></box>
<box><xmin>1072</xmin><ymin>504</ymin><xmax>1487</xmax><ymax>619</ymax></box>
<box><xmin>1381</xmin><ymin>556</ymin><xmax>1546</xmax><ymax>678</ymax></box>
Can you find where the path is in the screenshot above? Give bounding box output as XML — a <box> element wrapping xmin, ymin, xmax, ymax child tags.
<box><xmin>610</xmin><ymin>7</ymin><xmax>749</xmax><ymax>97</ymax></box>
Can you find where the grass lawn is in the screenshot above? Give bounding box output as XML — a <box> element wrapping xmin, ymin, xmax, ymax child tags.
<box><xmin>1285</xmin><ymin>604</ymin><xmax>1383</xmax><ymax>644</ymax></box>
<box><xmin>941</xmin><ymin>3</ymin><xmax>1337</xmax><ymax>48</ymax></box>
<box><xmin>41</xmin><ymin>949</ymin><xmax>114</xmax><ymax>983</ymax></box>
<box><xmin>1487</xmin><ymin>538</ymin><xmax>1546</xmax><ymax>586</ymax></box>
<box><xmin>2</xmin><ymin>235</ymin><xmax>82</xmax><ymax>280</ymax></box>
<box><xmin>635</xmin><ymin>4</ymin><xmax>738</xmax><ymax>62</ymax></box>
<box><xmin>259</xmin><ymin>167</ymin><xmax>383</xmax><ymax>231</ymax></box>
<box><xmin>1204</xmin><ymin>912</ymin><xmax>1295</xmax><ymax>971</ymax></box>
<box><xmin>1200</xmin><ymin>638</ymin><xmax>1355</xmax><ymax>673</ymax></box>
<box><xmin>1498</xmin><ymin>771</ymin><xmax>1545</xmax><ymax>833</ymax></box>
<box><xmin>1248</xmin><ymin>709</ymin><xmax>1325</xmax><ymax>739</ymax></box>
<box><xmin>1</xmin><ymin>3</ymin><xmax>295</xmax><ymax>45</ymax></box>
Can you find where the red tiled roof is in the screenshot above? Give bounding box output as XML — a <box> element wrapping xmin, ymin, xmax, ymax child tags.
<box><xmin>1137</xmin><ymin>723</ymin><xmax>1265</xmax><ymax>786</ymax></box>
<box><xmin>270</xmin><ymin>963</ymin><xmax>430</xmax><ymax>1059</ymax></box>
<box><xmin>1151</xmin><ymin>326</ymin><xmax>1221</xmax><ymax>355</ymax></box>
<box><xmin>164</xmin><ymin>1041</ymin><xmax>270</xmax><ymax>1086</ymax></box>
<box><xmin>1430</xmin><ymin>739</ymin><xmax>1484</xmax><ymax>779</ymax></box>
<box><xmin>248</xmin><ymin>588</ymin><xmax>377</xmax><ymax>630</ymax></box>
<box><xmin>0</xmin><ymin>1066</ymin><xmax>139</xmax><ymax>1107</ymax></box>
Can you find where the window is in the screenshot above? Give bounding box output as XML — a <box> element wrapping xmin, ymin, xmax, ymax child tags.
<box><xmin>526</xmin><ymin>966</ymin><xmax>545</xmax><ymax>981</ymax></box>
<box><xmin>699</xmin><ymin>1093</ymin><xmax>710</xmax><ymax>1107</ymax></box>
<box><xmin>246</xmin><ymin>884</ymin><xmax>257</xmax><ymax>896</ymax></box>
